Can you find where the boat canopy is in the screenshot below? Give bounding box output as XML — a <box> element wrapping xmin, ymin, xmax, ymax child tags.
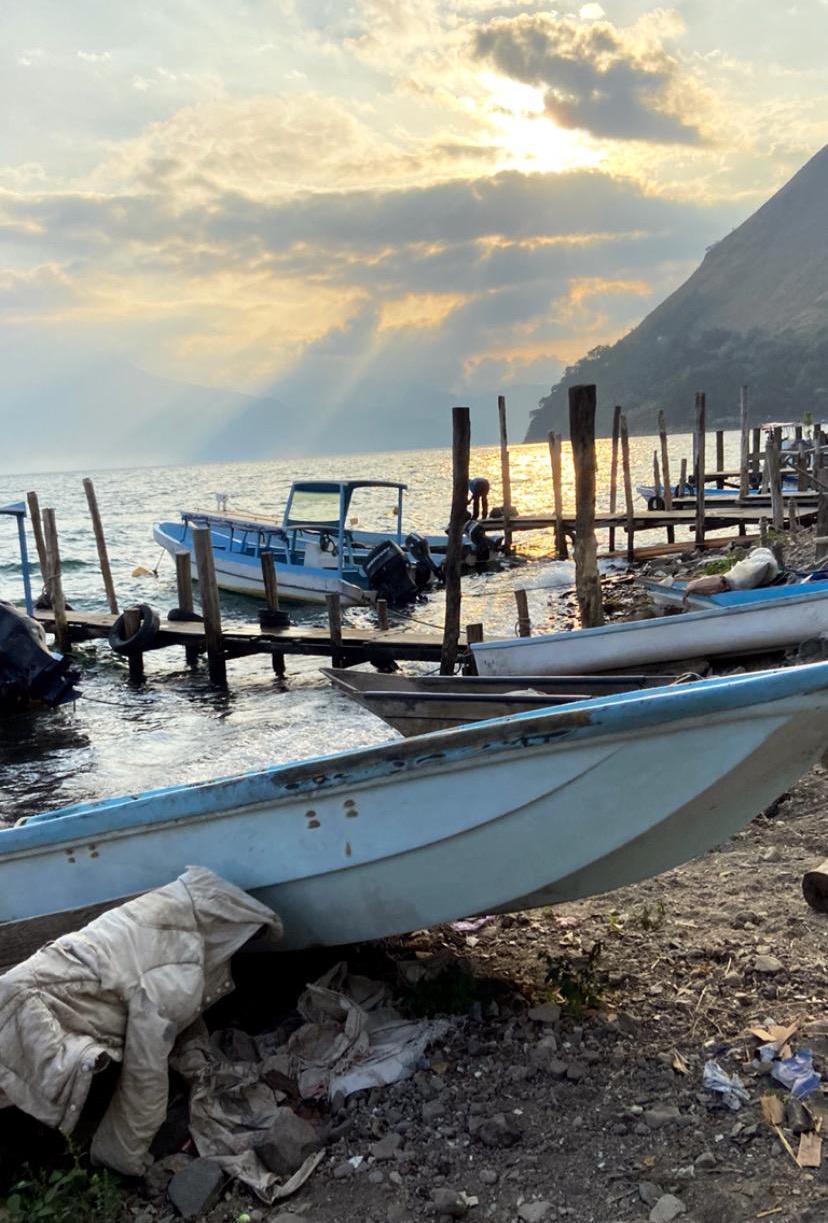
<box><xmin>283</xmin><ymin>480</ymin><xmax>407</xmax><ymax>536</ymax></box>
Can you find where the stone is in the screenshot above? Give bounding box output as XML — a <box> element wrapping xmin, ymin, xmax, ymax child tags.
<box><xmin>470</xmin><ymin>1112</ymin><xmax>522</xmax><ymax>1148</ymax></box>
<box><xmin>644</xmin><ymin>1106</ymin><xmax>682</xmax><ymax>1130</ymax></box>
<box><xmin>753</xmin><ymin>954</ymin><xmax>783</xmax><ymax>974</ymax></box>
<box><xmin>479</xmin><ymin>1169</ymin><xmax>498</xmax><ymax>1185</ymax></box>
<box><xmin>649</xmin><ymin>1194</ymin><xmax>686</xmax><ymax>1223</ymax></box>
<box><xmin>333</xmin><ymin>1161</ymin><xmax>355</xmax><ymax>1179</ymax></box>
<box><xmin>566</xmin><ymin>1061</ymin><xmax>586</xmax><ymax>1082</ymax></box>
<box><xmin>518</xmin><ymin>1202</ymin><xmax>552</xmax><ymax>1223</ymax></box>
<box><xmin>371</xmin><ymin>1132</ymin><xmax>404</xmax><ymax>1160</ymax></box>
<box><xmin>167</xmin><ymin>1158</ymin><xmax>224</xmax><ymax>1219</ymax></box>
<box><xmin>145</xmin><ymin>1154</ymin><xmax>193</xmax><ymax>1200</ymax></box>
<box><xmin>422</xmin><ymin>1099</ymin><xmax>447</xmax><ymax>1123</ymax></box>
<box><xmin>528</xmin><ymin>1002</ymin><xmax>561</xmax><ymax>1025</ymax></box>
<box><xmin>255</xmin><ymin>1109</ymin><xmax>322</xmax><ymax>1175</ymax></box>
<box><xmin>271</xmin><ymin>1215</ymin><xmax>306</xmax><ymax>1223</ymax></box>
<box><xmin>547</xmin><ymin>1059</ymin><xmax>570</xmax><ymax>1079</ymax></box>
<box><xmin>694</xmin><ymin>1151</ymin><xmax>716</xmax><ymax>1169</ymax></box>
<box><xmin>430</xmin><ymin>1187</ymin><xmax>468</xmax><ymax>1217</ymax></box>
<box><xmin>639</xmin><ymin>1181</ymin><xmax>662</xmax><ymax>1206</ymax></box>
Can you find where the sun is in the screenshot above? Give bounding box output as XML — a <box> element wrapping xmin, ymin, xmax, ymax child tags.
<box><xmin>479</xmin><ymin>71</ymin><xmax>604</xmax><ymax>174</ymax></box>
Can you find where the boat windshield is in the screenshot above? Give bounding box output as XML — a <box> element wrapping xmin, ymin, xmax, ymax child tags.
<box><xmin>285</xmin><ymin>487</ymin><xmax>342</xmax><ymax>529</ymax></box>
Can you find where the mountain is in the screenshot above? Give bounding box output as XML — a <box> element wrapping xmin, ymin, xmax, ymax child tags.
<box><xmin>526</xmin><ymin>145</ymin><xmax>828</xmax><ymax>440</ymax></box>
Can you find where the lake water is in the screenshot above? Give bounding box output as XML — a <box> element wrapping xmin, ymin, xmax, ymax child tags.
<box><xmin>0</xmin><ymin>429</ymin><xmax>742</xmax><ymax>824</ymax></box>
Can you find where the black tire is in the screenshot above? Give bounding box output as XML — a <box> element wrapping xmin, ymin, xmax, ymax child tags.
<box><xmin>259</xmin><ymin>608</ymin><xmax>291</xmax><ymax>629</ymax></box>
<box><xmin>109</xmin><ymin>604</ymin><xmax>160</xmax><ymax>655</ymax></box>
<box><xmin>647</xmin><ymin>496</ymin><xmax>666</xmax><ymax>511</ymax></box>
<box><xmin>167</xmin><ymin>607</ymin><xmax>203</xmax><ymax>623</ymax></box>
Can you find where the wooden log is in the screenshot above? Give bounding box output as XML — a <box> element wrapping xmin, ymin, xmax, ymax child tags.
<box><xmin>715</xmin><ymin>430</ymin><xmax>725</xmax><ymax>489</ymax></box>
<box><xmin>498</xmin><ymin>394</ymin><xmax>513</xmax><ymax>553</ymax></box>
<box><xmin>463</xmin><ymin>622</ymin><xmax>483</xmax><ymax>675</ymax></box>
<box><xmin>26</xmin><ymin>490</ymin><xmax>48</xmax><ymax>579</ymax></box>
<box><xmin>803</xmin><ymin>858</ymin><xmax>828</xmax><ymax>913</ymax></box>
<box><xmin>122</xmin><ymin>607</ymin><xmax>144</xmax><ymax>683</ymax></box>
<box><xmin>817</xmin><ymin>488</ymin><xmax>828</xmax><ymax>563</ymax></box>
<box><xmin>766</xmin><ymin>434</ymin><xmax>784</xmax><ymax>531</ymax></box>
<box><xmin>514</xmin><ymin>589</ymin><xmax>531</xmax><ymax>637</ymax></box>
<box><xmin>192</xmin><ymin>525</ymin><xmax>227</xmax><ymax>686</ymax></box>
<box><xmin>260</xmin><ymin>551</ymin><xmax>280</xmax><ymax>610</ymax></box>
<box><xmin>694</xmin><ymin>392</ymin><xmax>706</xmax><ymax>546</ymax></box>
<box><xmin>440</xmin><ymin>406</ymin><xmax>471</xmax><ymax>674</ymax></box>
<box><xmin>739</xmin><ymin>386</ymin><xmax>750</xmax><ymax>499</ymax></box>
<box><xmin>175</xmin><ymin>551</ymin><xmax>201</xmax><ymax>667</ymax></box>
<box><xmin>82</xmin><ymin>477</ymin><xmax>118</xmax><ymax>614</ymax></box>
<box><xmin>608</xmin><ymin>405</ymin><xmax>621</xmax><ymax>552</ymax></box>
<box><xmin>41</xmin><ymin>508</ymin><xmax>70</xmax><ymax>653</ymax></box>
<box><xmin>678</xmin><ymin>458</ymin><xmax>688</xmax><ymax>497</ymax></box>
<box><xmin>657</xmin><ymin>410</ymin><xmax>675</xmax><ymax>544</ymax></box>
<box><xmin>652</xmin><ymin>449</ymin><xmax>660</xmax><ymax>502</ymax></box>
<box><xmin>325</xmin><ymin>592</ymin><xmax>344</xmax><ymax>668</ymax></box>
<box><xmin>788</xmin><ymin>497</ymin><xmax>799</xmax><ymax>532</ymax></box>
<box><xmin>620</xmin><ymin>413</ymin><xmax>635</xmax><ymax>564</ymax></box>
<box><xmin>751</xmin><ymin>427</ymin><xmax>761</xmax><ymax>480</ymax></box>
<box><xmin>569</xmin><ymin>385</ymin><xmax>604</xmax><ymax>626</ymax></box>
<box><xmin>547</xmin><ymin>431</ymin><xmax>568</xmax><ymax>559</ymax></box>
<box><xmin>376</xmin><ymin>597</ymin><xmax>389</xmax><ymax>631</ymax></box>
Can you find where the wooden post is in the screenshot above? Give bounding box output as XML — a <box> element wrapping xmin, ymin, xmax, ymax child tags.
<box><xmin>608</xmin><ymin>405</ymin><xmax>621</xmax><ymax>552</ymax></box>
<box><xmin>739</xmin><ymin>387</ymin><xmax>750</xmax><ymax>499</ymax></box>
<box><xmin>121</xmin><ymin>607</ymin><xmax>144</xmax><ymax>683</ymax></box>
<box><xmin>498</xmin><ymin>394</ymin><xmax>512</xmax><ymax>552</ymax></box>
<box><xmin>174</xmin><ymin>551</ymin><xmax>201</xmax><ymax>667</ymax></box>
<box><xmin>619</xmin><ymin>413</ymin><xmax>635</xmax><ymax>563</ymax></box>
<box><xmin>514</xmin><ymin>589</ymin><xmax>531</xmax><ymax>637</ymax></box>
<box><xmin>41</xmin><ymin>508</ymin><xmax>70</xmax><ymax>653</ymax></box>
<box><xmin>260</xmin><ymin>551</ymin><xmax>280</xmax><ymax>610</ymax></box>
<box><xmin>694</xmin><ymin>392</ymin><xmax>706</xmax><ymax>546</ymax></box>
<box><xmin>678</xmin><ymin>458</ymin><xmax>688</xmax><ymax>496</ymax></box>
<box><xmin>547</xmin><ymin>431</ymin><xmax>568</xmax><ymax>560</ymax></box>
<box><xmin>192</xmin><ymin>525</ymin><xmax>226</xmax><ymax>686</ymax></box>
<box><xmin>82</xmin><ymin>477</ymin><xmax>118</xmax><ymax>614</ymax></box>
<box><xmin>766</xmin><ymin>433</ymin><xmax>784</xmax><ymax>531</ymax></box>
<box><xmin>652</xmin><ymin>450</ymin><xmax>660</xmax><ymax>502</ymax></box>
<box><xmin>325</xmin><ymin>592</ymin><xmax>344</xmax><ymax>668</ymax></box>
<box><xmin>26</xmin><ymin>490</ymin><xmax>48</xmax><ymax>580</ymax></box>
<box><xmin>376</xmin><ymin>598</ymin><xmax>389</xmax><ymax>631</ymax></box>
<box><xmin>441</xmin><ymin>407</ymin><xmax>471</xmax><ymax>674</ymax></box>
<box><xmin>464</xmin><ymin>622</ymin><xmax>483</xmax><ymax>675</ymax></box>
<box><xmin>657</xmin><ymin>410</ymin><xmax>674</xmax><ymax>544</ymax></box>
<box><xmin>817</xmin><ymin>489</ymin><xmax>828</xmax><ymax>563</ymax></box>
<box><xmin>751</xmin><ymin>427</ymin><xmax>761</xmax><ymax>484</ymax></box>
<box><xmin>788</xmin><ymin>497</ymin><xmax>799</xmax><ymax>532</ymax></box>
<box><xmin>569</xmin><ymin>385</ymin><xmax>604</xmax><ymax>626</ymax></box>
<box><xmin>715</xmin><ymin>430</ymin><xmax>725</xmax><ymax>489</ymax></box>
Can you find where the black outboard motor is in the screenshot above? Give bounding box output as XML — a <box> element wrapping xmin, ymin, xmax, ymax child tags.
<box><xmin>363</xmin><ymin>541</ymin><xmax>419</xmax><ymax>605</ymax></box>
<box><xmin>466</xmin><ymin>520</ymin><xmax>492</xmax><ymax>564</ymax></box>
<box><xmin>405</xmin><ymin>532</ymin><xmax>442</xmax><ymax>589</ymax></box>
<box><xmin>0</xmin><ymin>601</ymin><xmax>81</xmax><ymax>711</ymax></box>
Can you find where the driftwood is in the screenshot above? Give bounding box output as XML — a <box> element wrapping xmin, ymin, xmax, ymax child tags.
<box><xmin>802</xmin><ymin>858</ymin><xmax>828</xmax><ymax>913</ymax></box>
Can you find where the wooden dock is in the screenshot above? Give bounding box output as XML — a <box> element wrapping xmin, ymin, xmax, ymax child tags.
<box><xmin>482</xmin><ymin>505</ymin><xmax>817</xmax><ymax>534</ymax></box>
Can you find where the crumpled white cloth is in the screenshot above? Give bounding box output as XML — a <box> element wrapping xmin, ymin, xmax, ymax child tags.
<box><xmin>0</xmin><ymin>866</ymin><xmax>280</xmax><ymax>1175</ymax></box>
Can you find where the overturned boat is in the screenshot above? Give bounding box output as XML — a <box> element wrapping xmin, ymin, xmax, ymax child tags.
<box><xmin>2</xmin><ymin>664</ymin><xmax>828</xmax><ymax>959</ymax></box>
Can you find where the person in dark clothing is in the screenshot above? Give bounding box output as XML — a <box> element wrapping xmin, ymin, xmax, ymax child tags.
<box><xmin>468</xmin><ymin>476</ymin><xmax>490</xmax><ymax>520</ymax></box>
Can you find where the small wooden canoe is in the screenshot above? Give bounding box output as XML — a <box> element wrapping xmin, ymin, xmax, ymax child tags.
<box><xmin>322</xmin><ymin>668</ymin><xmax>678</xmax><ymax>735</ymax></box>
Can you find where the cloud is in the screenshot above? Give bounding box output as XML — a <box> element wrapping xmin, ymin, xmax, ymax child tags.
<box><xmin>473</xmin><ymin>12</ymin><xmax>704</xmax><ymax>144</ymax></box>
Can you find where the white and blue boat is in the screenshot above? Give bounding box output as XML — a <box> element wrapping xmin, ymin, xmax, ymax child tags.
<box><xmin>642</xmin><ymin>574</ymin><xmax>828</xmax><ymax>611</ymax></box>
<box><xmin>3</xmin><ymin>664</ymin><xmax>828</xmax><ymax>960</ymax></box>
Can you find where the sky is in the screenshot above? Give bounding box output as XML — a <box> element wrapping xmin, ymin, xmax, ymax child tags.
<box><xmin>1</xmin><ymin>1</ymin><xmax>827</xmax><ymax>465</ymax></box>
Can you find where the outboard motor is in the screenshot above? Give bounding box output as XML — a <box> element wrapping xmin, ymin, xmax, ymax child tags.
<box><xmin>363</xmin><ymin>541</ymin><xmax>419</xmax><ymax>605</ymax></box>
<box><xmin>405</xmin><ymin>532</ymin><xmax>442</xmax><ymax>589</ymax></box>
<box><xmin>0</xmin><ymin>601</ymin><xmax>81</xmax><ymax>711</ymax></box>
<box><xmin>466</xmin><ymin>520</ymin><xmax>492</xmax><ymax>564</ymax></box>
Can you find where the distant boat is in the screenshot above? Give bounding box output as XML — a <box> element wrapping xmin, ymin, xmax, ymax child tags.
<box><xmin>471</xmin><ymin>585</ymin><xmax>828</xmax><ymax>675</ymax></box>
<box><xmin>642</xmin><ymin>575</ymin><xmax>828</xmax><ymax>611</ymax></box>
<box><xmin>3</xmin><ymin>664</ymin><xmax>828</xmax><ymax>961</ymax></box>
<box><xmin>323</xmin><ymin>667</ymin><xmax>677</xmax><ymax>736</ymax></box>
<box><xmin>154</xmin><ymin>479</ymin><xmax>500</xmax><ymax>606</ymax></box>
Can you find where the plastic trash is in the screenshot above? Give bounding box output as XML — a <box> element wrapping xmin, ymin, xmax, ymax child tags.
<box><xmin>703</xmin><ymin>1059</ymin><xmax>751</xmax><ymax>1110</ymax></box>
<box><xmin>771</xmin><ymin>1049</ymin><xmax>821</xmax><ymax>1099</ymax></box>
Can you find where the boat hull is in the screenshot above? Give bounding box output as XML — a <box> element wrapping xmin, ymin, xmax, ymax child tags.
<box><xmin>472</xmin><ymin>590</ymin><xmax>828</xmax><ymax>676</ymax></box>
<box><xmin>3</xmin><ymin>666</ymin><xmax>828</xmax><ymax>954</ymax></box>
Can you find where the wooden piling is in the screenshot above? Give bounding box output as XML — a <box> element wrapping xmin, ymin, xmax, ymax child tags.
<box><xmin>41</xmin><ymin>508</ymin><xmax>70</xmax><ymax>653</ymax></box>
<box><xmin>751</xmin><ymin>427</ymin><xmax>761</xmax><ymax>481</ymax></box>
<box><xmin>739</xmin><ymin>386</ymin><xmax>750</xmax><ymax>499</ymax></box>
<box><xmin>788</xmin><ymin>497</ymin><xmax>799</xmax><ymax>532</ymax></box>
<box><xmin>694</xmin><ymin>392</ymin><xmax>706</xmax><ymax>546</ymax></box>
<box><xmin>657</xmin><ymin>410</ymin><xmax>674</xmax><ymax>544</ymax></box>
<box><xmin>82</xmin><ymin>477</ymin><xmax>118</xmax><ymax>614</ymax></box>
<box><xmin>175</xmin><ymin>551</ymin><xmax>201</xmax><ymax>667</ymax></box>
<box><xmin>464</xmin><ymin>622</ymin><xmax>483</xmax><ymax>675</ymax></box>
<box><xmin>121</xmin><ymin>607</ymin><xmax>145</xmax><ymax>683</ymax></box>
<box><xmin>547</xmin><ymin>431</ymin><xmax>568</xmax><ymax>559</ymax></box>
<box><xmin>715</xmin><ymin>430</ymin><xmax>725</xmax><ymax>489</ymax></box>
<box><xmin>498</xmin><ymin>394</ymin><xmax>513</xmax><ymax>553</ymax></box>
<box><xmin>678</xmin><ymin>458</ymin><xmax>688</xmax><ymax>497</ymax></box>
<box><xmin>377</xmin><ymin>598</ymin><xmax>389</xmax><ymax>631</ymax></box>
<box><xmin>817</xmin><ymin>488</ymin><xmax>828</xmax><ymax>563</ymax></box>
<box><xmin>26</xmin><ymin>490</ymin><xmax>48</xmax><ymax>579</ymax></box>
<box><xmin>766</xmin><ymin>433</ymin><xmax>784</xmax><ymax>531</ymax></box>
<box><xmin>260</xmin><ymin>551</ymin><xmax>280</xmax><ymax>611</ymax></box>
<box><xmin>440</xmin><ymin>406</ymin><xmax>471</xmax><ymax>674</ymax></box>
<box><xmin>514</xmin><ymin>589</ymin><xmax>531</xmax><ymax>637</ymax></box>
<box><xmin>652</xmin><ymin>450</ymin><xmax>660</xmax><ymax>502</ymax></box>
<box><xmin>569</xmin><ymin>385</ymin><xmax>604</xmax><ymax>626</ymax></box>
<box><xmin>325</xmin><ymin>592</ymin><xmax>344</xmax><ymax>668</ymax></box>
<box><xmin>192</xmin><ymin>525</ymin><xmax>226</xmax><ymax>686</ymax></box>
<box><xmin>608</xmin><ymin>405</ymin><xmax>621</xmax><ymax>552</ymax></box>
<box><xmin>619</xmin><ymin>413</ymin><xmax>635</xmax><ymax>564</ymax></box>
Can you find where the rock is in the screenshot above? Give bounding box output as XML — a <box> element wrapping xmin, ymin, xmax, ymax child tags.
<box><xmin>644</xmin><ymin>1105</ymin><xmax>681</xmax><ymax>1130</ymax></box>
<box><xmin>422</xmin><ymin>1099</ymin><xmax>446</xmax><ymax>1123</ymax></box>
<box><xmin>694</xmin><ymin>1151</ymin><xmax>716</xmax><ymax>1169</ymax></box>
<box><xmin>145</xmin><ymin>1154</ymin><xmax>192</xmax><ymax>1200</ymax></box>
<box><xmin>167</xmin><ymin>1158</ymin><xmax>224</xmax><ymax>1219</ymax></box>
<box><xmin>272</xmin><ymin>1215</ymin><xmax>306</xmax><ymax>1223</ymax></box>
<box><xmin>528</xmin><ymin>1002</ymin><xmax>561</xmax><ymax>1025</ymax></box>
<box><xmin>430</xmin><ymin>1187</ymin><xmax>468</xmax><ymax>1217</ymax></box>
<box><xmin>649</xmin><ymin>1194</ymin><xmax>686</xmax><ymax>1223</ymax></box>
<box><xmin>753</xmin><ymin>954</ymin><xmax>783</xmax><ymax>974</ymax></box>
<box><xmin>566</xmin><ymin>1061</ymin><xmax>586</xmax><ymax>1082</ymax></box>
<box><xmin>255</xmin><ymin>1108</ymin><xmax>322</xmax><ymax>1175</ymax></box>
<box><xmin>547</xmin><ymin>1059</ymin><xmax>570</xmax><ymax>1079</ymax></box>
<box><xmin>471</xmin><ymin>1112</ymin><xmax>522</xmax><ymax>1148</ymax></box>
<box><xmin>333</xmin><ymin>1160</ymin><xmax>355</xmax><ymax>1179</ymax></box>
<box><xmin>479</xmin><ymin>1169</ymin><xmax>498</xmax><ymax>1185</ymax></box>
<box><xmin>518</xmin><ymin>1202</ymin><xmax>552</xmax><ymax>1222</ymax></box>
<box><xmin>785</xmin><ymin>1097</ymin><xmax>812</xmax><ymax>1134</ymax></box>
<box><xmin>371</xmin><ymin>1132</ymin><xmax>404</xmax><ymax>1160</ymax></box>
<box><xmin>639</xmin><ymin>1181</ymin><xmax>663</xmax><ymax>1206</ymax></box>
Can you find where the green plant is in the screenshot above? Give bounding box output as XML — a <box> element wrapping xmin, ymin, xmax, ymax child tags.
<box><xmin>542</xmin><ymin>942</ymin><xmax>604</xmax><ymax>1017</ymax></box>
<box><xmin>2</xmin><ymin>1147</ymin><xmax>121</xmax><ymax>1223</ymax></box>
<box><xmin>634</xmin><ymin>899</ymin><xmax>667</xmax><ymax>931</ymax></box>
<box><xmin>702</xmin><ymin>549</ymin><xmax>744</xmax><ymax>575</ymax></box>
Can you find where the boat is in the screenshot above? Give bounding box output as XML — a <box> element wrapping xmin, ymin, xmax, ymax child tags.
<box><xmin>323</xmin><ymin>667</ymin><xmax>680</xmax><ymax>736</ymax></box>
<box><xmin>642</xmin><ymin>575</ymin><xmax>828</xmax><ymax>612</ymax></box>
<box><xmin>635</xmin><ymin>473</ymin><xmax>804</xmax><ymax>509</ymax></box>
<box><xmin>154</xmin><ymin>480</ymin><xmax>501</xmax><ymax>606</ymax></box>
<box><xmin>471</xmin><ymin>583</ymin><xmax>828</xmax><ymax>676</ymax></box>
<box><xmin>3</xmin><ymin>663</ymin><xmax>828</xmax><ymax>962</ymax></box>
